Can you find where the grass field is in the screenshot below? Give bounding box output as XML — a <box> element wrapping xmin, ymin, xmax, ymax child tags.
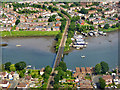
<box><xmin>1</xmin><ymin>31</ymin><xmax>59</xmax><ymax>37</ymax></box>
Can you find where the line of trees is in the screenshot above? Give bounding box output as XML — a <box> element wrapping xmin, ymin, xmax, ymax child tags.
<box><xmin>48</xmin><ymin>5</ymin><xmax>59</xmax><ymax>12</ymax></box>
<box><xmin>3</xmin><ymin>61</ymin><xmax>26</xmax><ymax>78</ymax></box>
<box><xmin>61</xmin><ymin>10</ymin><xmax>71</xmax><ymax>19</ymax></box>
<box><xmin>55</xmin><ymin>17</ymin><xmax>66</xmax><ymax>52</ymax></box>
<box><xmin>104</xmin><ymin>23</ymin><xmax>120</xmax><ymax>29</ymax></box>
<box><xmin>17</xmin><ymin>9</ymin><xmax>39</xmax><ymax>14</ymax></box>
<box><xmin>54</xmin><ymin>61</ymin><xmax>68</xmax><ymax>88</ymax></box>
<box><xmin>42</xmin><ymin>65</ymin><xmax>52</xmax><ymax>88</ymax></box>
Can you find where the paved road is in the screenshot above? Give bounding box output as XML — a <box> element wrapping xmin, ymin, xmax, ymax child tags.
<box><xmin>47</xmin><ymin>14</ymin><xmax>70</xmax><ymax>89</ymax></box>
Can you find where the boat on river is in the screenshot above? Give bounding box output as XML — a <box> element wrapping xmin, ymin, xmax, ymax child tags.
<box><xmin>81</xmin><ymin>55</ymin><xmax>85</xmax><ymax>58</ymax></box>
<box><xmin>16</xmin><ymin>45</ymin><xmax>21</xmax><ymax>47</ymax></box>
<box><xmin>0</xmin><ymin>42</ymin><xmax>8</xmax><ymax>46</ymax></box>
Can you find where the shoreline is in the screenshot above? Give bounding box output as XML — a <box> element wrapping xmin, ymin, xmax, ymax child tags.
<box><xmin>63</xmin><ymin>29</ymin><xmax>119</xmax><ymax>53</ymax></box>
<box><xmin>1</xmin><ymin>31</ymin><xmax>59</xmax><ymax>38</ymax></box>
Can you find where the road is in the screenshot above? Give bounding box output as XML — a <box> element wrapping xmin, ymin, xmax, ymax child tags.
<box><xmin>47</xmin><ymin>14</ymin><xmax>70</xmax><ymax>89</ymax></box>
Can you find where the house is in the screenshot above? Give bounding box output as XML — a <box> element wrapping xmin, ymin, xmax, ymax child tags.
<box><xmin>86</xmin><ymin>67</ymin><xmax>91</xmax><ymax>74</ymax></box>
<box><xmin>53</xmin><ymin>27</ymin><xmax>60</xmax><ymax>31</ymax></box>
<box><xmin>102</xmin><ymin>75</ymin><xmax>113</xmax><ymax>85</ymax></box>
<box><xmin>13</xmin><ymin>73</ymin><xmax>19</xmax><ymax>80</ymax></box>
<box><xmin>25</xmin><ymin>75</ymin><xmax>32</xmax><ymax>81</ymax></box>
<box><xmin>56</xmin><ymin>21</ymin><xmax>61</xmax><ymax>26</ymax></box>
<box><xmin>79</xmin><ymin>79</ymin><xmax>93</xmax><ymax>88</ymax></box>
<box><xmin>7</xmin><ymin>74</ymin><xmax>13</xmax><ymax>80</ymax></box>
<box><xmin>40</xmin><ymin>68</ymin><xmax>45</xmax><ymax>75</ymax></box>
<box><xmin>88</xmin><ymin>10</ymin><xmax>97</xmax><ymax>14</ymax></box>
<box><xmin>88</xmin><ymin>17</ymin><xmax>96</xmax><ymax>21</ymax></box>
<box><xmin>92</xmin><ymin>20</ymin><xmax>98</xmax><ymax>24</ymax></box>
<box><xmin>0</xmin><ymin>80</ymin><xmax>10</xmax><ymax>88</ymax></box>
<box><xmin>99</xmin><ymin>24</ymin><xmax>105</xmax><ymax>28</ymax></box>
<box><xmin>78</xmin><ymin>19</ymin><xmax>84</xmax><ymax>25</ymax></box>
<box><xmin>96</xmin><ymin>17</ymin><xmax>101</xmax><ymax>20</ymax></box>
<box><xmin>81</xmin><ymin>67</ymin><xmax>86</xmax><ymax>74</ymax></box>
<box><xmin>113</xmin><ymin>76</ymin><xmax>119</xmax><ymax>85</ymax></box>
<box><xmin>55</xmin><ymin>16</ymin><xmax>62</xmax><ymax>21</ymax></box>
<box><xmin>76</xmin><ymin>67</ymin><xmax>80</xmax><ymax>72</ymax></box>
<box><xmin>104</xmin><ymin>14</ymin><xmax>110</xmax><ymax>18</ymax></box>
<box><xmin>84</xmin><ymin>14</ymin><xmax>90</xmax><ymax>19</ymax></box>
<box><xmin>17</xmin><ymin>82</ymin><xmax>28</xmax><ymax>88</ymax></box>
<box><xmin>104</xmin><ymin>9</ymin><xmax>115</xmax><ymax>14</ymax></box>
<box><xmin>98</xmin><ymin>20</ymin><xmax>105</xmax><ymax>24</ymax></box>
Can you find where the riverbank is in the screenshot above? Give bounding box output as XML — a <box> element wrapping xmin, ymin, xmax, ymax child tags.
<box><xmin>100</xmin><ymin>27</ymin><xmax>119</xmax><ymax>32</ymax></box>
<box><xmin>1</xmin><ymin>31</ymin><xmax>59</xmax><ymax>37</ymax></box>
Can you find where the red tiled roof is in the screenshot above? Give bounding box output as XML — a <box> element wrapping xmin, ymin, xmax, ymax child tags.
<box><xmin>76</xmin><ymin>67</ymin><xmax>80</xmax><ymax>72</ymax></box>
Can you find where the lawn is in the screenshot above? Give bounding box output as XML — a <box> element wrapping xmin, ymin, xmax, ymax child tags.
<box><xmin>1</xmin><ymin>31</ymin><xmax>59</xmax><ymax>37</ymax></box>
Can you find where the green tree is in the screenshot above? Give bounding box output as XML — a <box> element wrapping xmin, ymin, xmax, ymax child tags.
<box><xmin>5</xmin><ymin>62</ymin><xmax>11</xmax><ymax>71</ymax></box>
<box><xmin>28</xmin><ymin>69</ymin><xmax>32</xmax><ymax>74</ymax></box>
<box><xmin>19</xmin><ymin>71</ymin><xmax>24</xmax><ymax>78</ymax></box>
<box><xmin>95</xmin><ymin>63</ymin><xmax>101</xmax><ymax>74</ymax></box>
<box><xmin>114</xmin><ymin>14</ymin><xmax>118</xmax><ymax>18</ymax></box>
<box><xmin>13</xmin><ymin>7</ymin><xmax>16</xmax><ymax>11</ymax></box>
<box><xmin>90</xmin><ymin>25</ymin><xmax>94</xmax><ymax>30</ymax></box>
<box><xmin>112</xmin><ymin>25</ymin><xmax>116</xmax><ymax>28</ymax></box>
<box><xmin>53</xmin><ymin>84</ymin><xmax>60</xmax><ymax>88</ymax></box>
<box><xmin>104</xmin><ymin>24</ymin><xmax>109</xmax><ymax>29</ymax></box>
<box><xmin>38</xmin><ymin>15</ymin><xmax>42</xmax><ymax>18</ymax></box>
<box><xmin>59</xmin><ymin>61</ymin><xmax>67</xmax><ymax>72</ymax></box>
<box><xmin>116</xmin><ymin>23</ymin><xmax>120</xmax><ymax>27</ymax></box>
<box><xmin>42</xmin><ymin>73</ymin><xmax>49</xmax><ymax>80</ymax></box>
<box><xmin>15</xmin><ymin>61</ymin><xmax>26</xmax><ymax>70</ymax></box>
<box><xmin>15</xmin><ymin>19</ymin><xmax>20</xmax><ymax>25</ymax></box>
<box><xmin>10</xmin><ymin>64</ymin><xmax>16</xmax><ymax>72</ymax></box>
<box><xmin>76</xmin><ymin>23</ymin><xmax>80</xmax><ymax>31</ymax></box>
<box><xmin>44</xmin><ymin>65</ymin><xmax>52</xmax><ymax>75</ymax></box>
<box><xmin>90</xmin><ymin>14</ymin><xmax>93</xmax><ymax>17</ymax></box>
<box><xmin>99</xmin><ymin>77</ymin><xmax>106</xmax><ymax>89</ymax></box>
<box><xmin>100</xmin><ymin>61</ymin><xmax>109</xmax><ymax>74</ymax></box>
<box><xmin>48</xmin><ymin>15</ymin><xmax>56</xmax><ymax>22</ymax></box>
<box><xmin>80</xmin><ymin>8</ymin><xmax>88</xmax><ymax>14</ymax></box>
<box><xmin>54</xmin><ymin>74</ymin><xmax>60</xmax><ymax>84</ymax></box>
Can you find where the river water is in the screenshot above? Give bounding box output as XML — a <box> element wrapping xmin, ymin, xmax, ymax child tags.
<box><xmin>2</xmin><ymin>37</ymin><xmax>56</xmax><ymax>69</ymax></box>
<box><xmin>64</xmin><ymin>31</ymin><xmax>118</xmax><ymax>70</ymax></box>
<box><xmin>2</xmin><ymin>31</ymin><xmax>118</xmax><ymax>70</ymax></box>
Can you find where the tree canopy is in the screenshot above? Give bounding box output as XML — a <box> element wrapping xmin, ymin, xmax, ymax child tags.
<box><xmin>59</xmin><ymin>61</ymin><xmax>67</xmax><ymax>72</ymax></box>
<box><xmin>15</xmin><ymin>61</ymin><xmax>26</xmax><ymax>70</ymax></box>
<box><xmin>5</xmin><ymin>62</ymin><xmax>11</xmax><ymax>71</ymax></box>
<box><xmin>100</xmin><ymin>61</ymin><xmax>109</xmax><ymax>74</ymax></box>
<box><xmin>104</xmin><ymin>24</ymin><xmax>109</xmax><ymax>29</ymax></box>
<box><xmin>99</xmin><ymin>77</ymin><xmax>106</xmax><ymax>89</ymax></box>
<box><xmin>95</xmin><ymin>63</ymin><xmax>101</xmax><ymax>74</ymax></box>
<box><xmin>15</xmin><ymin>19</ymin><xmax>20</xmax><ymax>25</ymax></box>
<box><xmin>79</xmin><ymin>8</ymin><xmax>88</xmax><ymax>14</ymax></box>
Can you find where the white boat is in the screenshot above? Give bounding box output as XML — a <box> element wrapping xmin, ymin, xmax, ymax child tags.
<box><xmin>76</xmin><ymin>47</ymin><xmax>80</xmax><ymax>49</ymax></box>
<box><xmin>16</xmin><ymin>45</ymin><xmax>21</xmax><ymax>47</ymax></box>
<box><xmin>81</xmin><ymin>56</ymin><xmax>85</xmax><ymax>58</ymax></box>
<box><xmin>89</xmin><ymin>32</ymin><xmax>93</xmax><ymax>36</ymax></box>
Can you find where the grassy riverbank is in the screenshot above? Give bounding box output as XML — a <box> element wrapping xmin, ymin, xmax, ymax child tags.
<box><xmin>1</xmin><ymin>31</ymin><xmax>59</xmax><ymax>37</ymax></box>
<box><xmin>100</xmin><ymin>27</ymin><xmax>119</xmax><ymax>32</ymax></box>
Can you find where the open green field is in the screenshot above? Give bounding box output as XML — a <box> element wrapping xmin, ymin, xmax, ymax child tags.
<box><xmin>1</xmin><ymin>31</ymin><xmax>59</xmax><ymax>37</ymax></box>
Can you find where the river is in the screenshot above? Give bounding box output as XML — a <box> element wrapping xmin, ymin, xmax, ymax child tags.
<box><xmin>2</xmin><ymin>31</ymin><xmax>118</xmax><ymax>70</ymax></box>
<box><xmin>2</xmin><ymin>37</ymin><xmax>56</xmax><ymax>69</ymax></box>
<box><xmin>64</xmin><ymin>31</ymin><xmax>118</xmax><ymax>70</ymax></box>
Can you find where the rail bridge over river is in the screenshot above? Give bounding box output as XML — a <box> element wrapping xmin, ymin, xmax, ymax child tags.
<box><xmin>47</xmin><ymin>14</ymin><xmax>70</xmax><ymax>88</ymax></box>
